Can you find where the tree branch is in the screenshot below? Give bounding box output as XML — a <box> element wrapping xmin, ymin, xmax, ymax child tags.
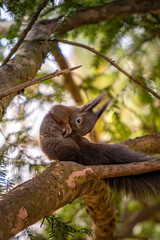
<box><xmin>25</xmin><ymin>0</ymin><xmax>160</xmax><ymax>41</ymax></box>
<box><xmin>0</xmin><ymin>161</ymin><xmax>104</xmax><ymax>240</ymax></box>
<box><xmin>2</xmin><ymin>0</ymin><xmax>50</xmax><ymax>66</ymax></box>
<box><xmin>54</xmin><ymin>0</ymin><xmax>160</xmax><ymax>36</ymax></box>
<box><xmin>0</xmin><ymin>65</ymin><xmax>82</xmax><ymax>99</ymax></box>
<box><xmin>52</xmin><ymin>44</ymin><xmax>82</xmax><ymax>103</ymax></box>
<box><xmin>1</xmin><ymin>156</ymin><xmax>160</xmax><ymax>239</ymax></box>
<box><xmin>0</xmin><ymin>41</ymin><xmax>48</xmax><ymax>120</ymax></box>
<box><xmin>121</xmin><ymin>133</ymin><xmax>160</xmax><ymax>154</ymax></box>
<box><xmin>55</xmin><ymin>38</ymin><xmax>160</xmax><ymax>100</ymax></box>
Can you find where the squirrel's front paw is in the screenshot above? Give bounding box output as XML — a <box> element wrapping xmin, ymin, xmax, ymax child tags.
<box><xmin>62</xmin><ymin>126</ymin><xmax>72</xmax><ymax>137</ymax></box>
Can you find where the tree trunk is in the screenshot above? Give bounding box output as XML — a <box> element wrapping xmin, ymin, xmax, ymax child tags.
<box><xmin>84</xmin><ymin>181</ymin><xmax>116</xmax><ymax>240</ymax></box>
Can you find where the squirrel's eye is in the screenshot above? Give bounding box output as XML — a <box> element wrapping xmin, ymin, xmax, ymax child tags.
<box><xmin>76</xmin><ymin>117</ymin><xmax>82</xmax><ymax>124</ymax></box>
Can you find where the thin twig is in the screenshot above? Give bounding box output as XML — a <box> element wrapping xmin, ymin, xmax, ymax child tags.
<box><xmin>55</xmin><ymin>38</ymin><xmax>160</xmax><ymax>100</ymax></box>
<box><xmin>1</xmin><ymin>0</ymin><xmax>50</xmax><ymax>66</ymax></box>
<box><xmin>0</xmin><ymin>65</ymin><xmax>82</xmax><ymax>99</ymax></box>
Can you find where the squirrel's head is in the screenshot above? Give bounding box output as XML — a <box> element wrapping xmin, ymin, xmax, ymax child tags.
<box><xmin>49</xmin><ymin>93</ymin><xmax>109</xmax><ymax>137</ymax></box>
<box><xmin>69</xmin><ymin>93</ymin><xmax>109</xmax><ymax>136</ymax></box>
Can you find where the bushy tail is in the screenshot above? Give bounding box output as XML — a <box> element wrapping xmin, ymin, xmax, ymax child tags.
<box><xmin>79</xmin><ymin>139</ymin><xmax>160</xmax><ymax>198</ymax></box>
<box><xmin>101</xmin><ymin>144</ymin><xmax>160</xmax><ymax>198</ymax></box>
<box><xmin>105</xmin><ymin>171</ymin><xmax>160</xmax><ymax>198</ymax></box>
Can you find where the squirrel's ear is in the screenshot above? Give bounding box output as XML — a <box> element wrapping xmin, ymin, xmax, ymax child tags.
<box><xmin>95</xmin><ymin>101</ymin><xmax>109</xmax><ymax>118</ymax></box>
<box><xmin>80</xmin><ymin>93</ymin><xmax>106</xmax><ymax>112</ymax></box>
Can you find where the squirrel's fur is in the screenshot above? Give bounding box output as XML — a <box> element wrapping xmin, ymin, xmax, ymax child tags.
<box><xmin>40</xmin><ymin>94</ymin><xmax>160</xmax><ymax>198</ymax></box>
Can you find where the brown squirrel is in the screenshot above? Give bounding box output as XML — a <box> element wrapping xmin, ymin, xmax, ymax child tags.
<box><xmin>40</xmin><ymin>94</ymin><xmax>160</xmax><ymax>198</ymax></box>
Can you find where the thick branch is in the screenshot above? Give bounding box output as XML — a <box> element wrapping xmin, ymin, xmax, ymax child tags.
<box><xmin>72</xmin><ymin>159</ymin><xmax>160</xmax><ymax>183</ymax></box>
<box><xmin>1</xmin><ymin>157</ymin><xmax>160</xmax><ymax>239</ymax></box>
<box><xmin>121</xmin><ymin>133</ymin><xmax>160</xmax><ymax>154</ymax></box>
<box><xmin>0</xmin><ymin>41</ymin><xmax>48</xmax><ymax>120</ymax></box>
<box><xmin>54</xmin><ymin>0</ymin><xmax>160</xmax><ymax>35</ymax></box>
<box><xmin>0</xmin><ymin>161</ymin><xmax>104</xmax><ymax>240</ymax></box>
<box><xmin>25</xmin><ymin>0</ymin><xmax>160</xmax><ymax>41</ymax></box>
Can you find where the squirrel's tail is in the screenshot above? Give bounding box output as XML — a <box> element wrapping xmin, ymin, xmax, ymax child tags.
<box><xmin>101</xmin><ymin>144</ymin><xmax>160</xmax><ymax>198</ymax></box>
<box><xmin>105</xmin><ymin>171</ymin><xmax>160</xmax><ymax>198</ymax></box>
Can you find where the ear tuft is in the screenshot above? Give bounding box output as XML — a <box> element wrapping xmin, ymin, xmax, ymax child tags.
<box><xmin>80</xmin><ymin>93</ymin><xmax>106</xmax><ymax>112</ymax></box>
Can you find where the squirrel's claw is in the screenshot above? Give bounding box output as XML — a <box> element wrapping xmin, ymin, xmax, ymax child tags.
<box><xmin>62</xmin><ymin>126</ymin><xmax>72</xmax><ymax>138</ymax></box>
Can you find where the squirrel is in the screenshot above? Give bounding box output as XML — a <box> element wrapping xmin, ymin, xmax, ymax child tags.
<box><xmin>40</xmin><ymin>93</ymin><xmax>160</xmax><ymax>198</ymax></box>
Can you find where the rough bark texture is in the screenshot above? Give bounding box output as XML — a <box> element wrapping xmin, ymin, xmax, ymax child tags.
<box><xmin>121</xmin><ymin>133</ymin><xmax>160</xmax><ymax>154</ymax></box>
<box><xmin>84</xmin><ymin>181</ymin><xmax>116</xmax><ymax>240</ymax></box>
<box><xmin>0</xmin><ymin>162</ymin><xmax>98</xmax><ymax>240</ymax></box>
<box><xmin>0</xmin><ymin>41</ymin><xmax>47</xmax><ymax>119</ymax></box>
<box><xmin>2</xmin><ymin>0</ymin><xmax>50</xmax><ymax>66</ymax></box>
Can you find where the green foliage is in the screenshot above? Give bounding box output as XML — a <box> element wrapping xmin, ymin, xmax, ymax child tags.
<box><xmin>2</xmin><ymin>0</ymin><xmax>43</xmax><ymax>21</ymax></box>
<box><xmin>0</xmin><ymin>155</ymin><xmax>14</xmax><ymax>196</ymax></box>
<box><xmin>41</xmin><ymin>214</ymin><xmax>92</xmax><ymax>240</ymax></box>
<box><xmin>58</xmin><ymin>0</ymin><xmax>110</xmax><ymax>15</ymax></box>
<box><xmin>41</xmin><ymin>198</ymin><xmax>92</xmax><ymax>240</ymax></box>
<box><xmin>1</xmin><ymin>0</ymin><xmax>41</xmax><ymax>41</ymax></box>
<box><xmin>0</xmin><ymin>163</ymin><xmax>7</xmax><ymax>196</ymax></box>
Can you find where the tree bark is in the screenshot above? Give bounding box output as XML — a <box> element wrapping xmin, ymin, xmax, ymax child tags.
<box><xmin>0</xmin><ymin>161</ymin><xmax>107</xmax><ymax>240</ymax></box>
<box><xmin>84</xmin><ymin>182</ymin><xmax>116</xmax><ymax>240</ymax></box>
<box><xmin>0</xmin><ymin>40</ymin><xmax>48</xmax><ymax>120</ymax></box>
<box><xmin>121</xmin><ymin>133</ymin><xmax>160</xmax><ymax>154</ymax></box>
<box><xmin>55</xmin><ymin>0</ymin><xmax>160</xmax><ymax>35</ymax></box>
